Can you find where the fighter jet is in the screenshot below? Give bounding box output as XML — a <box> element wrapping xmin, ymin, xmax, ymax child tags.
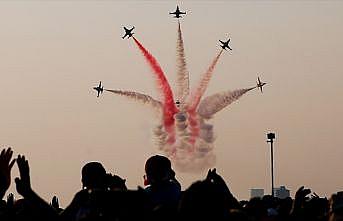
<box><xmin>93</xmin><ymin>81</ymin><xmax>103</xmax><ymax>97</ymax></box>
<box><xmin>169</xmin><ymin>6</ymin><xmax>186</xmax><ymax>18</ymax></box>
<box><xmin>122</xmin><ymin>26</ymin><xmax>134</xmax><ymax>39</ymax></box>
<box><xmin>256</xmin><ymin>77</ymin><xmax>266</xmax><ymax>93</ymax></box>
<box><xmin>219</xmin><ymin>39</ymin><xmax>232</xmax><ymax>51</ymax></box>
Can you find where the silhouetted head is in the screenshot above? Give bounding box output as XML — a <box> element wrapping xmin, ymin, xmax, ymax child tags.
<box><xmin>144</xmin><ymin>155</ymin><xmax>174</xmax><ymax>185</ymax></box>
<box><xmin>81</xmin><ymin>162</ymin><xmax>107</xmax><ymax>190</ymax></box>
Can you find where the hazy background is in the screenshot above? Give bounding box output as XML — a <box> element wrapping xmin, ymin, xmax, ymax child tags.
<box><xmin>1</xmin><ymin>1</ymin><xmax>342</xmax><ymax>206</ymax></box>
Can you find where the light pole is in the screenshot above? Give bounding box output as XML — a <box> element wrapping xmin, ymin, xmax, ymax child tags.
<box><xmin>267</xmin><ymin>132</ymin><xmax>276</xmax><ymax>197</ymax></box>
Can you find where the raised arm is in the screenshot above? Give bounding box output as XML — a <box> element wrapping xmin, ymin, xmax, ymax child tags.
<box><xmin>0</xmin><ymin>148</ymin><xmax>15</xmax><ymax>199</ymax></box>
<box><xmin>15</xmin><ymin>154</ymin><xmax>58</xmax><ymax>220</ymax></box>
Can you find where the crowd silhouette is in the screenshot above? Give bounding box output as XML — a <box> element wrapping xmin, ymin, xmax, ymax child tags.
<box><xmin>0</xmin><ymin>147</ymin><xmax>342</xmax><ymax>221</ymax></box>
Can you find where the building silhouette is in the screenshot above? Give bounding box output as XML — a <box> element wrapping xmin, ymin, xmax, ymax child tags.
<box><xmin>274</xmin><ymin>186</ymin><xmax>290</xmax><ymax>199</ymax></box>
<box><xmin>250</xmin><ymin>188</ymin><xmax>264</xmax><ymax>198</ymax></box>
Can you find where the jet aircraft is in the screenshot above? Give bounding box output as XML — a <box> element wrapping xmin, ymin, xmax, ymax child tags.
<box><xmin>219</xmin><ymin>39</ymin><xmax>232</xmax><ymax>51</ymax></box>
<box><xmin>256</xmin><ymin>77</ymin><xmax>266</xmax><ymax>93</ymax></box>
<box><xmin>122</xmin><ymin>26</ymin><xmax>135</xmax><ymax>39</ymax></box>
<box><xmin>169</xmin><ymin>6</ymin><xmax>186</xmax><ymax>18</ymax></box>
<box><xmin>93</xmin><ymin>81</ymin><xmax>104</xmax><ymax>97</ymax></box>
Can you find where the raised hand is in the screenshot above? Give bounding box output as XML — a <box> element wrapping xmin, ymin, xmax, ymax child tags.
<box><xmin>206</xmin><ymin>168</ymin><xmax>227</xmax><ymax>187</ymax></box>
<box><xmin>291</xmin><ymin>186</ymin><xmax>312</xmax><ymax>215</ymax></box>
<box><xmin>15</xmin><ymin>155</ymin><xmax>33</xmax><ymax>197</ymax></box>
<box><xmin>51</xmin><ymin>196</ymin><xmax>60</xmax><ymax>210</ymax></box>
<box><xmin>205</xmin><ymin>168</ymin><xmax>241</xmax><ymax>209</ymax></box>
<box><xmin>13</xmin><ymin>155</ymin><xmax>59</xmax><ymax>219</ymax></box>
<box><xmin>0</xmin><ymin>148</ymin><xmax>15</xmax><ymax>199</ymax></box>
<box><xmin>295</xmin><ymin>186</ymin><xmax>311</xmax><ymax>202</ymax></box>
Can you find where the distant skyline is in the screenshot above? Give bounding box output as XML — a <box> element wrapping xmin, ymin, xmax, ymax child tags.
<box><xmin>1</xmin><ymin>1</ymin><xmax>342</xmax><ymax>206</ymax></box>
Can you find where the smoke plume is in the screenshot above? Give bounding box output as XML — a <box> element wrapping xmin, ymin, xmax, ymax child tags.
<box><xmin>107</xmin><ymin>23</ymin><xmax>257</xmax><ymax>173</ymax></box>
<box><xmin>197</xmin><ymin>87</ymin><xmax>255</xmax><ymax>119</ymax></box>
<box><xmin>105</xmin><ymin>89</ymin><xmax>162</xmax><ymax>113</ymax></box>
<box><xmin>133</xmin><ymin>37</ymin><xmax>177</xmax><ymax>143</ymax></box>
<box><xmin>176</xmin><ymin>20</ymin><xmax>189</xmax><ymax>109</ymax></box>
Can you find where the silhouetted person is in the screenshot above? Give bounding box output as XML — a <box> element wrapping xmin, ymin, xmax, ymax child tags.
<box><xmin>178</xmin><ymin>168</ymin><xmax>240</xmax><ymax>221</ymax></box>
<box><xmin>1</xmin><ymin>147</ymin><xmax>343</xmax><ymax>221</ymax></box>
<box><xmin>62</xmin><ymin>162</ymin><xmax>109</xmax><ymax>221</ymax></box>
<box><xmin>62</xmin><ymin>161</ymin><xmax>128</xmax><ymax>221</ymax></box>
<box><xmin>81</xmin><ymin>162</ymin><xmax>107</xmax><ymax>190</ymax></box>
<box><xmin>82</xmin><ymin>161</ymin><xmax>127</xmax><ymax>191</ymax></box>
<box><xmin>144</xmin><ymin>155</ymin><xmax>181</xmax><ymax>220</ymax></box>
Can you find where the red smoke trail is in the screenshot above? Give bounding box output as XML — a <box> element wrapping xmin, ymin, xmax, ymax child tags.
<box><xmin>133</xmin><ymin>37</ymin><xmax>177</xmax><ymax>144</ymax></box>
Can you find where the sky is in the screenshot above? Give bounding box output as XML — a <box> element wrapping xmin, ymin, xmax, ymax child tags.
<box><xmin>1</xmin><ymin>1</ymin><xmax>342</xmax><ymax>206</ymax></box>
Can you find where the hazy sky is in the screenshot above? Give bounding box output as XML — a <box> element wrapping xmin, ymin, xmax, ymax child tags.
<box><xmin>1</xmin><ymin>1</ymin><xmax>342</xmax><ymax>206</ymax></box>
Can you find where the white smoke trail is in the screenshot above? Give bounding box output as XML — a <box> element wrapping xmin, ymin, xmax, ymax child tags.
<box><xmin>197</xmin><ymin>87</ymin><xmax>255</xmax><ymax>119</ymax></box>
<box><xmin>153</xmin><ymin>124</ymin><xmax>168</xmax><ymax>151</ymax></box>
<box><xmin>187</xmin><ymin>50</ymin><xmax>223</xmax><ymax>111</ymax></box>
<box><xmin>176</xmin><ymin>20</ymin><xmax>190</xmax><ymax>108</ymax></box>
<box><xmin>105</xmin><ymin>89</ymin><xmax>162</xmax><ymax>113</ymax></box>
